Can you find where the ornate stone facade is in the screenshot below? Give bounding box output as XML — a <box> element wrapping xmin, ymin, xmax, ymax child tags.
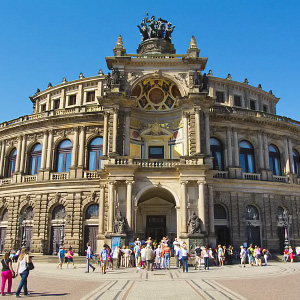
<box><xmin>0</xmin><ymin>25</ymin><xmax>299</xmax><ymax>255</ymax></box>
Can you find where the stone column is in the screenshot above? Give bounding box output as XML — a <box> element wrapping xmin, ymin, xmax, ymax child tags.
<box><xmin>61</xmin><ymin>88</ymin><xmax>66</xmax><ymax>108</ymax></box>
<box><xmin>284</xmin><ymin>138</ymin><xmax>291</xmax><ymax>174</ymax></box>
<box><xmin>208</xmin><ymin>185</ymin><xmax>215</xmax><ymax>234</ymax></box>
<box><xmin>233</xmin><ymin>128</ymin><xmax>239</xmax><ymax>166</ymax></box>
<box><xmin>77</xmin><ymin>127</ymin><xmax>85</xmax><ymax>168</ymax></box>
<box><xmin>126</xmin><ymin>181</ymin><xmax>134</xmax><ymax>230</ymax></box>
<box><xmin>46</xmin><ymin>130</ymin><xmax>54</xmax><ymax>170</ymax></box>
<box><xmin>0</xmin><ymin>141</ymin><xmax>6</xmax><ymax>177</ymax></box>
<box><xmin>198</xmin><ymin>181</ymin><xmax>206</xmax><ymax>232</ymax></box>
<box><xmin>15</xmin><ymin>136</ymin><xmax>22</xmax><ymax>173</ymax></box>
<box><xmin>288</xmin><ymin>138</ymin><xmax>294</xmax><ymax>173</ymax></box>
<box><xmin>112</xmin><ymin>107</ymin><xmax>119</xmax><ymax>154</ymax></box>
<box><xmin>108</xmin><ymin>181</ymin><xmax>115</xmax><ymax>233</ymax></box>
<box><xmin>194</xmin><ymin>108</ymin><xmax>201</xmax><ymax>154</ymax></box>
<box><xmin>258</xmin><ymin>132</ymin><xmax>264</xmax><ymax>170</ymax></box>
<box><xmin>19</xmin><ymin>135</ymin><xmax>27</xmax><ymax>174</ymax></box>
<box><xmin>263</xmin><ymin>133</ymin><xmax>269</xmax><ymax>169</ymax></box>
<box><xmin>71</xmin><ymin>128</ymin><xmax>79</xmax><ymax>168</ymax></box>
<box><xmin>102</xmin><ymin>112</ymin><xmax>109</xmax><ymax>156</ymax></box>
<box><xmin>40</xmin><ymin>131</ymin><xmax>48</xmax><ymax>170</ymax></box>
<box><xmin>78</xmin><ymin>84</ymin><xmax>83</xmax><ymax>106</ymax></box>
<box><xmin>226</xmin><ymin>127</ymin><xmax>232</xmax><ymax>167</ymax></box>
<box><xmin>183</xmin><ymin>112</ymin><xmax>189</xmax><ymax>156</ymax></box>
<box><xmin>124</xmin><ymin>110</ymin><xmax>131</xmax><ymax>156</ymax></box>
<box><xmin>98</xmin><ymin>185</ymin><xmax>105</xmax><ymax>235</ymax></box>
<box><xmin>180</xmin><ymin>181</ymin><xmax>188</xmax><ymax>234</ymax></box>
<box><xmin>204</xmin><ymin>112</ymin><xmax>210</xmax><ymax>156</ymax></box>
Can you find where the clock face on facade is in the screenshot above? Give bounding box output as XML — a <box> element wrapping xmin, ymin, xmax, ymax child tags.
<box><xmin>132</xmin><ymin>78</ymin><xmax>181</xmax><ymax>111</ymax></box>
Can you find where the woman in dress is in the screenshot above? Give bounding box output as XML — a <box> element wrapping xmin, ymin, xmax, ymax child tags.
<box><xmin>1</xmin><ymin>251</ymin><xmax>14</xmax><ymax>295</ymax></box>
<box><xmin>15</xmin><ymin>248</ymin><xmax>31</xmax><ymax>297</ymax></box>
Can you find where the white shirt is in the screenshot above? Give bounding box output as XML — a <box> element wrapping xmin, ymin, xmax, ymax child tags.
<box><xmin>181</xmin><ymin>248</ymin><xmax>188</xmax><ymax>256</ymax></box>
<box><xmin>18</xmin><ymin>255</ymin><xmax>27</xmax><ymax>274</ymax></box>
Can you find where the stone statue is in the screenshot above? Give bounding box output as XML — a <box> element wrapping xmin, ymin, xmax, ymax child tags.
<box><xmin>106</xmin><ymin>73</ymin><xmax>112</xmax><ymax>89</ymax></box>
<box><xmin>157</xmin><ymin>17</ymin><xmax>167</xmax><ymax>38</ymax></box>
<box><xmin>188</xmin><ymin>211</ymin><xmax>201</xmax><ymax>234</ymax></box>
<box><xmin>112</xmin><ymin>67</ymin><xmax>120</xmax><ymax>85</ymax></box>
<box><xmin>202</xmin><ymin>73</ymin><xmax>209</xmax><ymax>90</ymax></box>
<box><xmin>164</xmin><ymin>23</ymin><xmax>175</xmax><ymax>43</ymax></box>
<box><xmin>193</xmin><ymin>71</ymin><xmax>201</xmax><ymax>86</ymax></box>
<box><xmin>137</xmin><ymin>22</ymin><xmax>149</xmax><ymax>42</ymax></box>
<box><xmin>147</xmin><ymin>15</ymin><xmax>157</xmax><ymax>38</ymax></box>
<box><xmin>114</xmin><ymin>210</ymin><xmax>126</xmax><ymax>234</ymax></box>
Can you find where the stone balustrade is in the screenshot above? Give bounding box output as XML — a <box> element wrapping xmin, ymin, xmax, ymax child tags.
<box><xmin>84</xmin><ymin>171</ymin><xmax>100</xmax><ymax>179</ymax></box>
<box><xmin>242</xmin><ymin>173</ymin><xmax>261</xmax><ymax>180</ymax></box>
<box><xmin>273</xmin><ymin>175</ymin><xmax>288</xmax><ymax>183</ymax></box>
<box><xmin>0</xmin><ymin>179</ymin><xmax>12</xmax><ymax>185</ymax></box>
<box><xmin>213</xmin><ymin>171</ymin><xmax>228</xmax><ymax>179</ymax></box>
<box><xmin>22</xmin><ymin>175</ymin><xmax>37</xmax><ymax>183</ymax></box>
<box><xmin>50</xmin><ymin>172</ymin><xmax>69</xmax><ymax>181</ymax></box>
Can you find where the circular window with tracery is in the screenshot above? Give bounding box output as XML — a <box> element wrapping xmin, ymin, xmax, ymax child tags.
<box><xmin>132</xmin><ymin>78</ymin><xmax>180</xmax><ymax>110</ymax></box>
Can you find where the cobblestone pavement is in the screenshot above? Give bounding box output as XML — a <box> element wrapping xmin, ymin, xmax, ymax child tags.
<box><xmin>2</xmin><ymin>261</ymin><xmax>300</xmax><ymax>300</ymax></box>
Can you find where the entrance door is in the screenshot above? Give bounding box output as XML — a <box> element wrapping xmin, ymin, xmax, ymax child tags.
<box><xmin>50</xmin><ymin>226</ymin><xmax>63</xmax><ymax>255</ymax></box>
<box><xmin>84</xmin><ymin>226</ymin><xmax>98</xmax><ymax>254</ymax></box>
<box><xmin>247</xmin><ymin>226</ymin><xmax>261</xmax><ymax>247</ymax></box>
<box><xmin>0</xmin><ymin>228</ymin><xmax>6</xmax><ymax>254</ymax></box>
<box><xmin>215</xmin><ymin>226</ymin><xmax>230</xmax><ymax>246</ymax></box>
<box><xmin>278</xmin><ymin>227</ymin><xmax>285</xmax><ymax>253</ymax></box>
<box><xmin>146</xmin><ymin>216</ymin><xmax>166</xmax><ymax>242</ymax></box>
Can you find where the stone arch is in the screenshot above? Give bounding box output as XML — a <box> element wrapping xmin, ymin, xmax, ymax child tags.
<box><xmin>82</xmin><ymin>195</ymin><xmax>100</xmax><ymax>214</ymax></box>
<box><xmin>47</xmin><ymin>195</ymin><xmax>68</xmax><ymax>214</ymax></box>
<box><xmin>19</xmin><ymin>195</ymin><xmax>36</xmax><ymax>212</ymax></box>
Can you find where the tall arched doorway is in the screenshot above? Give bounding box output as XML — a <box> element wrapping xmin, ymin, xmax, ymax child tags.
<box><xmin>136</xmin><ymin>187</ymin><xmax>177</xmax><ymax>243</ymax></box>
<box><xmin>84</xmin><ymin>204</ymin><xmax>99</xmax><ymax>254</ymax></box>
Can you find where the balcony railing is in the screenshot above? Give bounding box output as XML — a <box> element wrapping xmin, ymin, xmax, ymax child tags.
<box><xmin>0</xmin><ymin>179</ymin><xmax>12</xmax><ymax>185</ymax></box>
<box><xmin>213</xmin><ymin>171</ymin><xmax>228</xmax><ymax>179</ymax></box>
<box><xmin>273</xmin><ymin>175</ymin><xmax>288</xmax><ymax>183</ymax></box>
<box><xmin>134</xmin><ymin>159</ymin><xmax>180</xmax><ymax>168</ymax></box>
<box><xmin>50</xmin><ymin>172</ymin><xmax>69</xmax><ymax>181</ymax></box>
<box><xmin>22</xmin><ymin>175</ymin><xmax>37</xmax><ymax>183</ymax></box>
<box><xmin>242</xmin><ymin>173</ymin><xmax>261</xmax><ymax>180</ymax></box>
<box><xmin>84</xmin><ymin>171</ymin><xmax>100</xmax><ymax>179</ymax></box>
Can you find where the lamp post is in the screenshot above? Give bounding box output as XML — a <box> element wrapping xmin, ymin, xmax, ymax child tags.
<box><xmin>244</xmin><ymin>207</ymin><xmax>259</xmax><ymax>246</ymax></box>
<box><xmin>19</xmin><ymin>212</ymin><xmax>33</xmax><ymax>249</ymax></box>
<box><xmin>57</xmin><ymin>211</ymin><xmax>71</xmax><ymax>248</ymax></box>
<box><xmin>277</xmin><ymin>210</ymin><xmax>292</xmax><ymax>248</ymax></box>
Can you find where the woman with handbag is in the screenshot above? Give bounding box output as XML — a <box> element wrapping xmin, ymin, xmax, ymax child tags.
<box><xmin>1</xmin><ymin>251</ymin><xmax>14</xmax><ymax>295</ymax></box>
<box><xmin>15</xmin><ymin>248</ymin><xmax>31</xmax><ymax>297</ymax></box>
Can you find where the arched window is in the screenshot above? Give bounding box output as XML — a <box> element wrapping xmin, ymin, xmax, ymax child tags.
<box><xmin>56</xmin><ymin>140</ymin><xmax>72</xmax><ymax>172</ymax></box>
<box><xmin>293</xmin><ymin>149</ymin><xmax>300</xmax><ymax>177</ymax></box>
<box><xmin>85</xmin><ymin>204</ymin><xmax>99</xmax><ymax>219</ymax></box>
<box><xmin>269</xmin><ymin>145</ymin><xmax>281</xmax><ymax>175</ymax></box>
<box><xmin>210</xmin><ymin>137</ymin><xmax>224</xmax><ymax>171</ymax></box>
<box><xmin>52</xmin><ymin>205</ymin><xmax>65</xmax><ymax>220</ymax></box>
<box><xmin>7</xmin><ymin>149</ymin><xmax>17</xmax><ymax>177</ymax></box>
<box><xmin>88</xmin><ymin>137</ymin><xmax>103</xmax><ymax>170</ymax></box>
<box><xmin>29</xmin><ymin>144</ymin><xmax>42</xmax><ymax>175</ymax></box>
<box><xmin>239</xmin><ymin>141</ymin><xmax>255</xmax><ymax>173</ymax></box>
<box><xmin>214</xmin><ymin>204</ymin><xmax>227</xmax><ymax>219</ymax></box>
<box><xmin>23</xmin><ymin>206</ymin><xmax>34</xmax><ymax>220</ymax></box>
<box><xmin>246</xmin><ymin>205</ymin><xmax>259</xmax><ymax>220</ymax></box>
<box><xmin>0</xmin><ymin>209</ymin><xmax>8</xmax><ymax>222</ymax></box>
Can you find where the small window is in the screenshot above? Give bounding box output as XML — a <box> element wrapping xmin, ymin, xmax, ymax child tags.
<box><xmin>263</xmin><ymin>104</ymin><xmax>268</xmax><ymax>112</ymax></box>
<box><xmin>68</xmin><ymin>95</ymin><xmax>76</xmax><ymax>106</ymax></box>
<box><xmin>54</xmin><ymin>99</ymin><xmax>60</xmax><ymax>109</ymax></box>
<box><xmin>250</xmin><ymin>100</ymin><xmax>256</xmax><ymax>110</ymax></box>
<box><xmin>216</xmin><ymin>91</ymin><xmax>224</xmax><ymax>103</ymax></box>
<box><xmin>234</xmin><ymin>95</ymin><xmax>241</xmax><ymax>107</ymax></box>
<box><xmin>41</xmin><ymin>104</ymin><xmax>46</xmax><ymax>112</ymax></box>
<box><xmin>86</xmin><ymin>91</ymin><xmax>95</xmax><ymax>103</ymax></box>
<box><xmin>149</xmin><ymin>146</ymin><xmax>164</xmax><ymax>159</ymax></box>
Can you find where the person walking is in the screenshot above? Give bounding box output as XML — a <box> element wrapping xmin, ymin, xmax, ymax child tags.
<box><xmin>288</xmin><ymin>246</ymin><xmax>294</xmax><ymax>263</ymax></box>
<box><xmin>57</xmin><ymin>246</ymin><xmax>65</xmax><ymax>269</ymax></box>
<box><xmin>15</xmin><ymin>248</ymin><xmax>31</xmax><ymax>297</ymax></box>
<box><xmin>66</xmin><ymin>246</ymin><xmax>75</xmax><ymax>269</ymax></box>
<box><xmin>1</xmin><ymin>251</ymin><xmax>14</xmax><ymax>296</ymax></box>
<box><xmin>201</xmin><ymin>246</ymin><xmax>210</xmax><ymax>270</ymax></box>
<box><xmin>100</xmin><ymin>245</ymin><xmax>108</xmax><ymax>274</ymax></box>
<box><xmin>194</xmin><ymin>244</ymin><xmax>202</xmax><ymax>270</ymax></box>
<box><xmin>240</xmin><ymin>246</ymin><xmax>247</xmax><ymax>267</ymax></box>
<box><xmin>145</xmin><ymin>245</ymin><xmax>154</xmax><ymax>271</ymax></box>
<box><xmin>85</xmin><ymin>242</ymin><xmax>95</xmax><ymax>273</ymax></box>
<box><xmin>155</xmin><ymin>245</ymin><xmax>161</xmax><ymax>269</ymax></box>
<box><xmin>217</xmin><ymin>245</ymin><xmax>224</xmax><ymax>267</ymax></box>
<box><xmin>163</xmin><ymin>244</ymin><xmax>171</xmax><ymax>270</ymax></box>
<box><xmin>181</xmin><ymin>244</ymin><xmax>189</xmax><ymax>272</ymax></box>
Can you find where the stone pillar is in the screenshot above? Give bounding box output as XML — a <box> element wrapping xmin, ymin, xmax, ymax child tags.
<box><xmin>77</xmin><ymin>127</ymin><xmax>85</xmax><ymax>168</ymax></box>
<box><xmin>78</xmin><ymin>84</ymin><xmax>83</xmax><ymax>106</ymax></box>
<box><xmin>180</xmin><ymin>181</ymin><xmax>187</xmax><ymax>235</ymax></box>
<box><xmin>288</xmin><ymin>138</ymin><xmax>294</xmax><ymax>173</ymax></box>
<box><xmin>15</xmin><ymin>136</ymin><xmax>22</xmax><ymax>173</ymax></box>
<box><xmin>208</xmin><ymin>185</ymin><xmax>215</xmax><ymax>234</ymax></box>
<box><xmin>40</xmin><ymin>131</ymin><xmax>48</xmax><ymax>170</ymax></box>
<box><xmin>0</xmin><ymin>141</ymin><xmax>6</xmax><ymax>177</ymax></box>
<box><xmin>263</xmin><ymin>133</ymin><xmax>269</xmax><ymax>169</ymax></box>
<box><xmin>46</xmin><ymin>130</ymin><xmax>54</xmax><ymax>170</ymax></box>
<box><xmin>183</xmin><ymin>112</ymin><xmax>189</xmax><ymax>156</ymax></box>
<box><xmin>126</xmin><ymin>181</ymin><xmax>134</xmax><ymax>230</ymax></box>
<box><xmin>258</xmin><ymin>132</ymin><xmax>264</xmax><ymax>170</ymax></box>
<box><xmin>233</xmin><ymin>128</ymin><xmax>239</xmax><ymax>166</ymax></box>
<box><xmin>98</xmin><ymin>185</ymin><xmax>105</xmax><ymax>235</ymax></box>
<box><xmin>198</xmin><ymin>181</ymin><xmax>206</xmax><ymax>232</ymax></box>
<box><xmin>61</xmin><ymin>88</ymin><xmax>66</xmax><ymax>108</ymax></box>
<box><xmin>226</xmin><ymin>127</ymin><xmax>232</xmax><ymax>167</ymax></box>
<box><xmin>108</xmin><ymin>181</ymin><xmax>115</xmax><ymax>233</ymax></box>
<box><xmin>71</xmin><ymin>128</ymin><xmax>79</xmax><ymax>168</ymax></box>
<box><xmin>103</xmin><ymin>112</ymin><xmax>109</xmax><ymax>156</ymax></box>
<box><xmin>194</xmin><ymin>108</ymin><xmax>201</xmax><ymax>154</ymax></box>
<box><xmin>19</xmin><ymin>135</ymin><xmax>27</xmax><ymax>174</ymax></box>
<box><xmin>204</xmin><ymin>112</ymin><xmax>210</xmax><ymax>156</ymax></box>
<box><xmin>284</xmin><ymin>138</ymin><xmax>291</xmax><ymax>174</ymax></box>
<box><xmin>124</xmin><ymin>110</ymin><xmax>131</xmax><ymax>156</ymax></box>
<box><xmin>112</xmin><ymin>107</ymin><xmax>119</xmax><ymax>154</ymax></box>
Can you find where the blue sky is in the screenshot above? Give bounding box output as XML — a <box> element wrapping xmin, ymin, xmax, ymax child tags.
<box><xmin>0</xmin><ymin>0</ymin><xmax>299</xmax><ymax>122</ymax></box>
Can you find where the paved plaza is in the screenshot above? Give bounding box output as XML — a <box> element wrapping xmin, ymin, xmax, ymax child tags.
<box><xmin>2</xmin><ymin>260</ymin><xmax>300</xmax><ymax>300</ymax></box>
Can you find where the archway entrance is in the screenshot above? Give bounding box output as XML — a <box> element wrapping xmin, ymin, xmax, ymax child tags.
<box><xmin>136</xmin><ymin>187</ymin><xmax>177</xmax><ymax>243</ymax></box>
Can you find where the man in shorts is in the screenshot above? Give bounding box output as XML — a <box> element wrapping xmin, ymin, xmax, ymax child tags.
<box><xmin>100</xmin><ymin>245</ymin><xmax>108</xmax><ymax>274</ymax></box>
<box><xmin>194</xmin><ymin>244</ymin><xmax>202</xmax><ymax>270</ymax></box>
<box><xmin>57</xmin><ymin>246</ymin><xmax>65</xmax><ymax>269</ymax></box>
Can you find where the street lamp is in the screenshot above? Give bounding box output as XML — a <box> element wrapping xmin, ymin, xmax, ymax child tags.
<box><xmin>56</xmin><ymin>211</ymin><xmax>71</xmax><ymax>248</ymax></box>
<box><xmin>277</xmin><ymin>210</ymin><xmax>292</xmax><ymax>248</ymax></box>
<box><xmin>19</xmin><ymin>211</ymin><xmax>33</xmax><ymax>248</ymax></box>
<box><xmin>244</xmin><ymin>207</ymin><xmax>259</xmax><ymax>246</ymax></box>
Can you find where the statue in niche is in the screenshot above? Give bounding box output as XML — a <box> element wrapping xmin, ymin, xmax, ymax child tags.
<box><xmin>188</xmin><ymin>211</ymin><xmax>202</xmax><ymax>234</ymax></box>
<box><xmin>164</xmin><ymin>23</ymin><xmax>175</xmax><ymax>43</ymax></box>
<box><xmin>193</xmin><ymin>71</ymin><xmax>201</xmax><ymax>86</ymax></box>
<box><xmin>106</xmin><ymin>73</ymin><xmax>112</xmax><ymax>89</ymax></box>
<box><xmin>112</xmin><ymin>67</ymin><xmax>120</xmax><ymax>85</ymax></box>
<box><xmin>114</xmin><ymin>210</ymin><xmax>126</xmax><ymax>234</ymax></box>
<box><xmin>201</xmin><ymin>73</ymin><xmax>209</xmax><ymax>90</ymax></box>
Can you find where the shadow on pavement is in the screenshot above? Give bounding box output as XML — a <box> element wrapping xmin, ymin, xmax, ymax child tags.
<box><xmin>24</xmin><ymin>292</ymin><xmax>70</xmax><ymax>297</ymax></box>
